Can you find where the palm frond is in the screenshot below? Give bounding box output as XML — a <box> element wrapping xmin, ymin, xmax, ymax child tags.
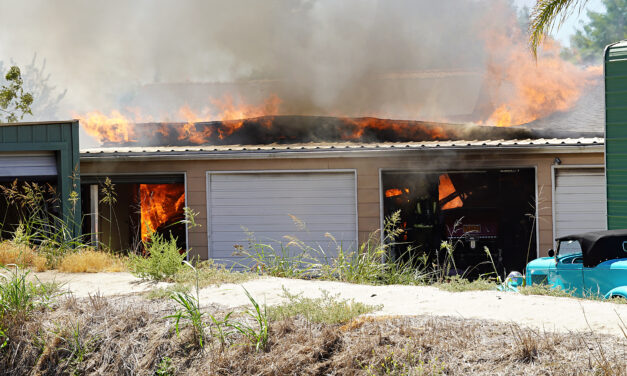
<box><xmin>529</xmin><ymin>0</ymin><xmax>589</xmax><ymax>58</ymax></box>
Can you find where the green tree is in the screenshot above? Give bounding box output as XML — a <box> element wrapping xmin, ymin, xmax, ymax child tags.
<box><xmin>529</xmin><ymin>0</ymin><xmax>590</xmax><ymax>57</ymax></box>
<box><xmin>0</xmin><ymin>66</ymin><xmax>33</xmax><ymax>123</ymax></box>
<box><xmin>570</xmin><ymin>0</ymin><xmax>627</xmax><ymax>63</ymax></box>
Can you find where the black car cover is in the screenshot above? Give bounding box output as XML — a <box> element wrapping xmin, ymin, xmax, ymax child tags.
<box><xmin>557</xmin><ymin>230</ymin><xmax>627</xmax><ymax>268</ymax></box>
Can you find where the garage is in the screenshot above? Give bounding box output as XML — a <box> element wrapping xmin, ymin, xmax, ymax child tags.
<box><xmin>206</xmin><ymin>170</ymin><xmax>358</xmax><ymax>266</ymax></box>
<box><xmin>553</xmin><ymin>167</ymin><xmax>607</xmax><ymax>241</ymax></box>
<box><xmin>381</xmin><ymin>168</ymin><xmax>537</xmax><ymax>278</ymax></box>
<box><xmin>0</xmin><ymin>121</ymin><xmax>80</xmax><ymax>240</ymax></box>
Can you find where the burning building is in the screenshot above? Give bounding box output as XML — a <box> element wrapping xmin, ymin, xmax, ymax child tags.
<box><xmin>74</xmin><ymin>75</ymin><xmax>606</xmax><ymax>276</ymax></box>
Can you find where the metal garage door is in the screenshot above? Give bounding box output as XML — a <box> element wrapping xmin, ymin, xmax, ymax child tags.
<box><xmin>207</xmin><ymin>171</ymin><xmax>357</xmax><ymax>266</ymax></box>
<box><xmin>554</xmin><ymin>168</ymin><xmax>607</xmax><ymax>240</ymax></box>
<box><xmin>0</xmin><ymin>152</ymin><xmax>57</xmax><ymax>177</ymax></box>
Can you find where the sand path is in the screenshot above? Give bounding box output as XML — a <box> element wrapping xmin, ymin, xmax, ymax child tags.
<box><xmin>34</xmin><ymin>271</ymin><xmax>627</xmax><ymax>337</ymax></box>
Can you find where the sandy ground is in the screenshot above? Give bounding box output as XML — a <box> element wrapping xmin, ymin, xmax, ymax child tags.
<box><xmin>35</xmin><ymin>271</ymin><xmax>627</xmax><ymax>337</ymax></box>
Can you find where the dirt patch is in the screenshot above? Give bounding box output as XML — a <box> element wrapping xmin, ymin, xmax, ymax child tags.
<box><xmin>33</xmin><ymin>272</ymin><xmax>627</xmax><ymax>337</ymax></box>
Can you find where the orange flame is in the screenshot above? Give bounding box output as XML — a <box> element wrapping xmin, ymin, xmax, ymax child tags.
<box><xmin>439</xmin><ymin>174</ymin><xmax>463</xmax><ymax>210</ymax></box>
<box><xmin>140</xmin><ymin>183</ymin><xmax>185</xmax><ymax>242</ymax></box>
<box><xmin>480</xmin><ymin>15</ymin><xmax>600</xmax><ymax>127</ymax></box>
<box><xmin>77</xmin><ymin>94</ymin><xmax>282</xmax><ymax>145</ymax></box>
<box><xmin>76</xmin><ymin>110</ymin><xmax>138</xmax><ymax>143</ymax></box>
<box><xmin>385</xmin><ymin>188</ymin><xmax>410</xmax><ymax>198</ymax></box>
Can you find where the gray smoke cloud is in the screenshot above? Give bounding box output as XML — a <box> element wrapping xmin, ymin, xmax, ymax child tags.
<box><xmin>0</xmin><ymin>0</ymin><xmax>522</xmax><ymax>144</ymax></box>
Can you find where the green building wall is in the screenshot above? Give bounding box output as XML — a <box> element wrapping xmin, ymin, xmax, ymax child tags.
<box><xmin>0</xmin><ymin>120</ymin><xmax>81</xmax><ymax>236</ymax></box>
<box><xmin>606</xmin><ymin>40</ymin><xmax>627</xmax><ymax>229</ymax></box>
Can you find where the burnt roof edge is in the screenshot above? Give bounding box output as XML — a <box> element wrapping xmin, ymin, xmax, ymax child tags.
<box><xmin>80</xmin><ymin>142</ymin><xmax>605</xmax><ymax>162</ymax></box>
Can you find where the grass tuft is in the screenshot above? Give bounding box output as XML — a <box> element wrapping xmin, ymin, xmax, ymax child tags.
<box><xmin>434</xmin><ymin>276</ymin><xmax>496</xmax><ymax>292</ymax></box>
<box><xmin>0</xmin><ymin>241</ymin><xmax>48</xmax><ymax>271</ymax></box>
<box><xmin>57</xmin><ymin>250</ymin><xmax>126</xmax><ymax>273</ymax></box>
<box><xmin>269</xmin><ymin>287</ymin><xmax>382</xmax><ymax>324</ymax></box>
<box><xmin>172</xmin><ymin>259</ymin><xmax>253</xmax><ymax>287</ymax></box>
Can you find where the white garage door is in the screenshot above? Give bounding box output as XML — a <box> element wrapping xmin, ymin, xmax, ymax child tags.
<box><xmin>0</xmin><ymin>152</ymin><xmax>57</xmax><ymax>177</ymax></box>
<box><xmin>554</xmin><ymin>168</ymin><xmax>607</xmax><ymax>240</ymax></box>
<box><xmin>207</xmin><ymin>171</ymin><xmax>358</xmax><ymax>266</ymax></box>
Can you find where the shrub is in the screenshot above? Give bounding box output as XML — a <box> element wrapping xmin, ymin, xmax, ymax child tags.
<box><xmin>128</xmin><ymin>233</ymin><xmax>186</xmax><ymax>281</ymax></box>
<box><xmin>0</xmin><ymin>241</ymin><xmax>48</xmax><ymax>271</ymax></box>
<box><xmin>58</xmin><ymin>250</ymin><xmax>126</xmax><ymax>273</ymax></box>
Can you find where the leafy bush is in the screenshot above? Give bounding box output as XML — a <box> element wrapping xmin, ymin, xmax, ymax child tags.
<box><xmin>58</xmin><ymin>250</ymin><xmax>126</xmax><ymax>273</ymax></box>
<box><xmin>129</xmin><ymin>233</ymin><xmax>186</xmax><ymax>281</ymax></box>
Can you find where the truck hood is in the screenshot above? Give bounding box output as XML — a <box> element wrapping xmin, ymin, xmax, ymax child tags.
<box><xmin>526</xmin><ymin>257</ymin><xmax>555</xmax><ymax>270</ymax></box>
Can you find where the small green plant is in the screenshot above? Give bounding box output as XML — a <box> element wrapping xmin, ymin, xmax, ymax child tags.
<box><xmin>59</xmin><ymin>322</ymin><xmax>97</xmax><ymax>374</ymax></box>
<box><xmin>0</xmin><ymin>266</ymin><xmax>59</xmax><ymax>349</ymax></box>
<box><xmin>166</xmin><ymin>290</ymin><xmax>206</xmax><ymax>348</ymax></box>
<box><xmin>146</xmin><ymin>284</ymin><xmax>190</xmax><ymax>300</ymax></box>
<box><xmin>269</xmin><ymin>287</ymin><xmax>382</xmax><ymax>324</ymax></box>
<box><xmin>229</xmin><ymin>287</ymin><xmax>269</xmax><ymax>352</ymax></box>
<box><xmin>129</xmin><ymin>232</ymin><xmax>187</xmax><ymax>281</ymax></box>
<box><xmin>155</xmin><ymin>356</ymin><xmax>174</xmax><ymax>376</ymax></box>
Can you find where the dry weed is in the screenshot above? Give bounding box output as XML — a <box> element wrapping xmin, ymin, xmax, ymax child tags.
<box><xmin>0</xmin><ymin>240</ymin><xmax>48</xmax><ymax>271</ymax></box>
<box><xmin>57</xmin><ymin>250</ymin><xmax>126</xmax><ymax>273</ymax></box>
<box><xmin>1</xmin><ymin>293</ymin><xmax>626</xmax><ymax>376</ymax></box>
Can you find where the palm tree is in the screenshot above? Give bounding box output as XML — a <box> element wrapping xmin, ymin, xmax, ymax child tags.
<box><xmin>529</xmin><ymin>0</ymin><xmax>590</xmax><ymax>57</ymax></box>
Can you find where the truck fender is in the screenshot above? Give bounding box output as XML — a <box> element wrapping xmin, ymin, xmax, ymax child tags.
<box><xmin>604</xmin><ymin>286</ymin><xmax>627</xmax><ymax>300</ymax></box>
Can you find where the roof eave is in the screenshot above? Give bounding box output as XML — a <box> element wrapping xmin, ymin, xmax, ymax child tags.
<box><xmin>79</xmin><ymin>143</ymin><xmax>605</xmax><ymax>162</ymax></box>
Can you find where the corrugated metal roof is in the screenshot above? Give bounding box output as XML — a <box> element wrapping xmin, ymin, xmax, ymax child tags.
<box><xmin>80</xmin><ymin>137</ymin><xmax>604</xmax><ymax>159</ymax></box>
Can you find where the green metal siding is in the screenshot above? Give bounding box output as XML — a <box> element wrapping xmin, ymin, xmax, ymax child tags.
<box><xmin>606</xmin><ymin>40</ymin><xmax>627</xmax><ymax>229</ymax></box>
<box><xmin>0</xmin><ymin>121</ymin><xmax>81</xmax><ymax>236</ymax></box>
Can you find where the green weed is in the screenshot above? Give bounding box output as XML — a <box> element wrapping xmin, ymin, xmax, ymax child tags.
<box><xmin>434</xmin><ymin>276</ymin><xmax>496</xmax><ymax>292</ymax></box>
<box><xmin>269</xmin><ymin>287</ymin><xmax>382</xmax><ymax>324</ymax></box>
<box><xmin>129</xmin><ymin>232</ymin><xmax>187</xmax><ymax>281</ymax></box>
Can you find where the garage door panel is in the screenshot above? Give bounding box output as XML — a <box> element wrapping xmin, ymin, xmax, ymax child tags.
<box><xmin>208</xmin><ymin>171</ymin><xmax>357</xmax><ymax>266</ymax></box>
<box><xmin>210</xmin><ymin>197</ymin><xmax>356</xmax><ymax>207</ymax></box>
<box><xmin>211</xmin><ymin>204</ymin><xmax>355</xmax><ymax>215</ymax></box>
<box><xmin>0</xmin><ymin>153</ymin><xmax>57</xmax><ymax>177</ymax></box>
<box><xmin>212</xmin><ymin>223</ymin><xmax>356</xmax><ymax>233</ymax></box>
<box><xmin>554</xmin><ymin>168</ymin><xmax>607</xmax><ymax>240</ymax></box>
<box><xmin>555</xmin><ymin>186</ymin><xmax>606</xmax><ymax>195</ymax></box>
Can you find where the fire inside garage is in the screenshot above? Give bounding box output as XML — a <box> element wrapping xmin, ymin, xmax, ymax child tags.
<box><xmin>382</xmin><ymin>168</ymin><xmax>536</xmax><ymax>276</ymax></box>
<box><xmin>79</xmin><ymin>176</ymin><xmax>186</xmax><ymax>253</ymax></box>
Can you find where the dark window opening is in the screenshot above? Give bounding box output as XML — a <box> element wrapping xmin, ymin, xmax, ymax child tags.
<box><xmin>382</xmin><ymin>168</ymin><xmax>536</xmax><ymax>279</ymax></box>
<box><xmin>0</xmin><ymin>177</ymin><xmax>60</xmax><ymax>242</ymax></box>
<box><xmin>81</xmin><ymin>176</ymin><xmax>186</xmax><ymax>253</ymax></box>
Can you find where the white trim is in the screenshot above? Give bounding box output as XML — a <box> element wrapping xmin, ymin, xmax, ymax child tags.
<box><xmin>378</xmin><ymin>168</ymin><xmax>385</xmax><ymax>249</ymax></box>
<box><xmin>182</xmin><ymin>171</ymin><xmax>189</xmax><ymax>261</ymax></box>
<box><xmin>551</xmin><ymin>164</ymin><xmax>606</xmax><ymax>248</ymax></box>
<box><xmin>205</xmin><ymin>169</ymin><xmax>359</xmax><ymax>261</ymax></box>
<box><xmin>79</xmin><ymin>144</ymin><xmax>605</xmax><ymax>162</ymax></box>
<box><xmin>534</xmin><ymin>165</ymin><xmax>540</xmax><ymax>259</ymax></box>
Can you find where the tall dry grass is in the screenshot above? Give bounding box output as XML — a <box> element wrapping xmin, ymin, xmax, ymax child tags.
<box><xmin>0</xmin><ymin>241</ymin><xmax>47</xmax><ymax>271</ymax></box>
<box><xmin>58</xmin><ymin>250</ymin><xmax>126</xmax><ymax>273</ymax></box>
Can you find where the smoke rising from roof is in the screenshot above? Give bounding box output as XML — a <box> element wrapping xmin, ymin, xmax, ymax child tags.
<box><xmin>0</xmin><ymin>0</ymin><xmax>598</xmax><ymax>147</ymax></box>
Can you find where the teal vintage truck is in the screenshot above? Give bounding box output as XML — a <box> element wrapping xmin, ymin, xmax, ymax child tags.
<box><xmin>525</xmin><ymin>230</ymin><xmax>627</xmax><ymax>298</ymax></box>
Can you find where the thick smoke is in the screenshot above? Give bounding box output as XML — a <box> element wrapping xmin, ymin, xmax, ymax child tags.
<box><xmin>0</xmin><ymin>0</ymin><xmax>596</xmax><ymax>147</ymax></box>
